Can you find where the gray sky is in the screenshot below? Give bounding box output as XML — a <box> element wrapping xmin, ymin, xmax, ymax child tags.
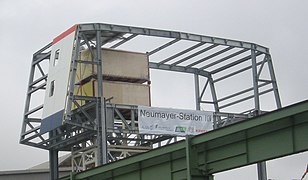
<box><xmin>0</xmin><ymin>0</ymin><xmax>307</xmax><ymax>179</ymax></box>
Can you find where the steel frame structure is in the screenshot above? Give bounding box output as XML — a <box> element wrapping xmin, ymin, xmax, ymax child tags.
<box><xmin>20</xmin><ymin>23</ymin><xmax>281</xmax><ymax>179</ymax></box>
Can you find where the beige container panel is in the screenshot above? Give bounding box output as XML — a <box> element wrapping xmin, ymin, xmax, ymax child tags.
<box><xmin>77</xmin><ymin>49</ymin><xmax>149</xmax><ymax>82</ymax></box>
<box><xmin>74</xmin><ymin>80</ymin><xmax>150</xmax><ymax>106</ymax></box>
<box><xmin>102</xmin><ymin>81</ymin><xmax>150</xmax><ymax>106</ymax></box>
<box><xmin>102</xmin><ymin>49</ymin><xmax>149</xmax><ymax>80</ymax></box>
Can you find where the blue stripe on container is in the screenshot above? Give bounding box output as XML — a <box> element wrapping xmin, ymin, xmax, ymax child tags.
<box><xmin>40</xmin><ymin>109</ymin><xmax>64</xmax><ymax>134</ymax></box>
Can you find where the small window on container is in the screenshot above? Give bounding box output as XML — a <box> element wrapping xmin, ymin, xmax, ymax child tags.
<box><xmin>49</xmin><ymin>80</ymin><xmax>55</xmax><ymax>97</ymax></box>
<box><xmin>54</xmin><ymin>49</ymin><xmax>60</xmax><ymax>66</ymax></box>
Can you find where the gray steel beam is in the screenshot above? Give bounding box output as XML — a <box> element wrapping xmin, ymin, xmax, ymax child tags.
<box><xmin>200</xmin><ymin>100</ymin><xmax>215</xmax><ymax>104</ymax></box>
<box><xmin>209</xmin><ymin>75</ymin><xmax>219</xmax><ymax>112</ymax></box>
<box><xmin>211</xmin><ymin>52</ymin><xmax>263</xmax><ymax>74</ymax></box>
<box><xmin>24</xmin><ymin>104</ymin><xmax>43</xmax><ymax>116</ymax></box>
<box><xmin>257</xmin><ymin>162</ymin><xmax>267</xmax><ymax>180</ymax></box>
<box><xmin>194</xmin><ymin>74</ymin><xmax>201</xmax><ymax>110</ymax></box>
<box><xmin>78</xmin><ymin>24</ymin><xmax>269</xmax><ymax>53</ymax></box>
<box><xmin>81</xmin><ymin>33</ymin><xmax>95</xmax><ymax>57</ymax></box>
<box><xmin>26</xmin><ymin>118</ymin><xmax>42</xmax><ymax>123</ymax></box>
<box><xmin>219</xmin><ymin>88</ymin><xmax>273</xmax><ymax>110</ymax></box>
<box><xmin>266</xmin><ymin>54</ymin><xmax>282</xmax><ymax>108</ymax></box>
<box><xmin>171</xmin><ymin>44</ymin><xmax>218</xmax><ymax>66</ymax></box>
<box><xmin>22</xmin><ymin>141</ymin><xmax>47</xmax><ymax>149</ymax></box>
<box><xmin>33</xmin><ymin>43</ymin><xmax>52</xmax><ymax>56</ymax></box>
<box><xmin>200</xmin><ymin>78</ymin><xmax>209</xmax><ymax>100</ymax></box>
<box><xmin>20</xmin><ymin>125</ymin><xmax>40</xmax><ymax>136</ymax></box>
<box><xmin>65</xmin><ymin>29</ymin><xmax>81</xmax><ymax>121</ymax></box>
<box><xmin>251</xmin><ymin>50</ymin><xmax>260</xmax><ymax>112</ymax></box>
<box><xmin>114</xmin><ymin>109</ymin><xmax>132</xmax><ymax>130</ymax></box>
<box><xmin>49</xmin><ymin>130</ymin><xmax>59</xmax><ymax>180</ymax></box>
<box><xmin>65</xmin><ymin>121</ymin><xmax>95</xmax><ymax>131</ymax></box>
<box><xmin>72</xmin><ymin>100</ymin><xmax>95</xmax><ymax>122</ymax></box>
<box><xmin>36</xmin><ymin>128</ymin><xmax>77</xmax><ymax>147</ymax></box>
<box><xmin>28</xmin><ymin>82</ymin><xmax>46</xmax><ymax>94</ymax></box>
<box><xmin>26</xmin><ymin>122</ymin><xmax>45</xmax><ymax>141</ymax></box>
<box><xmin>48</xmin><ymin>130</ymin><xmax>96</xmax><ymax>150</ymax></box>
<box><xmin>21</xmin><ymin>124</ymin><xmax>46</xmax><ymax>145</ymax></box>
<box><xmin>73</xmin><ymin>95</ymin><xmax>98</xmax><ymax>102</ymax></box>
<box><xmin>32</xmin><ymin>52</ymin><xmax>51</xmax><ymax>65</ymax></box>
<box><xmin>110</xmin><ymin>34</ymin><xmax>138</xmax><ymax>49</ymax></box>
<box><xmin>158</xmin><ymin>42</ymin><xmax>206</xmax><ymax>65</ymax></box>
<box><xmin>101</xmin><ymin>33</ymin><xmax>125</xmax><ymax>46</ymax></box>
<box><xmin>147</xmin><ymin>38</ymin><xmax>180</xmax><ymax>56</ymax></box>
<box><xmin>200</xmin><ymin>49</ymin><xmax>249</xmax><ymax>70</ymax></box>
<box><xmin>36</xmin><ymin>63</ymin><xmax>46</xmax><ymax>77</ymax></box>
<box><xmin>30</xmin><ymin>74</ymin><xmax>48</xmax><ymax>86</ymax></box>
<box><xmin>149</xmin><ymin>62</ymin><xmax>210</xmax><ymax>77</ymax></box>
<box><xmin>213</xmin><ymin>61</ymin><xmax>263</xmax><ymax>83</ymax></box>
<box><xmin>217</xmin><ymin>81</ymin><xmax>271</xmax><ymax>103</ymax></box>
<box><xmin>187</xmin><ymin>46</ymin><xmax>234</xmax><ymax>68</ymax></box>
<box><xmin>49</xmin><ymin>149</ymin><xmax>58</xmax><ymax>180</ymax></box>
<box><xmin>257</xmin><ymin>55</ymin><xmax>267</xmax><ymax>78</ymax></box>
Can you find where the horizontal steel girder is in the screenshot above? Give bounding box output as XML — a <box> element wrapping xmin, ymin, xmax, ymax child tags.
<box><xmin>149</xmin><ymin>62</ymin><xmax>210</xmax><ymax>77</ymax></box>
<box><xmin>61</xmin><ymin>100</ymin><xmax>308</xmax><ymax>180</ymax></box>
<box><xmin>78</xmin><ymin>23</ymin><xmax>269</xmax><ymax>54</ymax></box>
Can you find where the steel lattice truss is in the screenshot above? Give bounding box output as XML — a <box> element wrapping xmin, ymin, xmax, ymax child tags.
<box><xmin>20</xmin><ymin>23</ymin><xmax>281</xmax><ymax>163</ymax></box>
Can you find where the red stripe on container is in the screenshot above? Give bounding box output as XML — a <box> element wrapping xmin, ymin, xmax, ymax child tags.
<box><xmin>52</xmin><ymin>25</ymin><xmax>77</xmax><ymax>45</ymax></box>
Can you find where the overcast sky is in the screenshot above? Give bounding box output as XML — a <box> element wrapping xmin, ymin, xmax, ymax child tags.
<box><xmin>0</xmin><ymin>0</ymin><xmax>307</xmax><ymax>179</ymax></box>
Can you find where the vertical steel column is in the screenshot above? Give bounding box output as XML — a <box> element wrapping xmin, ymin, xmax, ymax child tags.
<box><xmin>194</xmin><ymin>74</ymin><xmax>201</xmax><ymax>110</ymax></box>
<box><xmin>21</xmin><ymin>44</ymin><xmax>51</xmax><ymax>138</ymax></box>
<box><xmin>208</xmin><ymin>75</ymin><xmax>219</xmax><ymax>112</ymax></box>
<box><xmin>65</xmin><ymin>28</ymin><xmax>81</xmax><ymax>121</ymax></box>
<box><xmin>95</xmin><ymin>29</ymin><xmax>108</xmax><ymax>165</ymax></box>
<box><xmin>252</xmin><ymin>49</ymin><xmax>267</xmax><ymax>180</ymax></box>
<box><xmin>49</xmin><ymin>131</ymin><xmax>58</xmax><ymax>180</ymax></box>
<box><xmin>251</xmin><ymin>49</ymin><xmax>260</xmax><ymax>113</ymax></box>
<box><xmin>49</xmin><ymin>150</ymin><xmax>58</xmax><ymax>180</ymax></box>
<box><xmin>266</xmin><ymin>54</ymin><xmax>282</xmax><ymax>108</ymax></box>
<box><xmin>209</xmin><ymin>75</ymin><xmax>220</xmax><ymax>129</ymax></box>
<box><xmin>21</xmin><ymin>56</ymin><xmax>36</xmax><ymax>135</ymax></box>
<box><xmin>257</xmin><ymin>162</ymin><xmax>267</xmax><ymax>180</ymax></box>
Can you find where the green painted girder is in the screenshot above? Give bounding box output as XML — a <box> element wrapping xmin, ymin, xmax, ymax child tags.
<box><xmin>62</xmin><ymin>100</ymin><xmax>308</xmax><ymax>180</ymax></box>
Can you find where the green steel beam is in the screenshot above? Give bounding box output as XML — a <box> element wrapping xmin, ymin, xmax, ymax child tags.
<box><xmin>61</xmin><ymin>100</ymin><xmax>308</xmax><ymax>180</ymax></box>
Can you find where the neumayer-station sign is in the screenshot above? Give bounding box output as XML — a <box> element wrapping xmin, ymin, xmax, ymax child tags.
<box><xmin>138</xmin><ymin>106</ymin><xmax>213</xmax><ymax>136</ymax></box>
